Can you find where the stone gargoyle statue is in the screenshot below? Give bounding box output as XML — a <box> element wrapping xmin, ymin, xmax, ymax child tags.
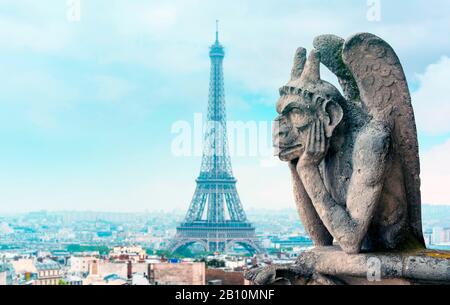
<box><xmin>274</xmin><ymin>32</ymin><xmax>425</xmax><ymax>254</ymax></box>
<box><xmin>246</xmin><ymin>33</ymin><xmax>450</xmax><ymax>285</ymax></box>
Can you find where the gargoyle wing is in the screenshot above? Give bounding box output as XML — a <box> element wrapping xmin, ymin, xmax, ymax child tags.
<box><xmin>342</xmin><ymin>33</ymin><xmax>424</xmax><ymax>245</ymax></box>
<box><xmin>313</xmin><ymin>34</ymin><xmax>360</xmax><ymax>101</ymax></box>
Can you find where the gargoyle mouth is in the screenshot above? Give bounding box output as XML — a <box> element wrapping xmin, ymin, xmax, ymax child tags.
<box><xmin>274</xmin><ymin>144</ymin><xmax>302</xmax><ymax>158</ymax></box>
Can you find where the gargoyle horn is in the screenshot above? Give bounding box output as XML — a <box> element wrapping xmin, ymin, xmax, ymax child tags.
<box><xmin>291</xmin><ymin>47</ymin><xmax>307</xmax><ymax>80</ymax></box>
<box><xmin>299</xmin><ymin>50</ymin><xmax>321</xmax><ymax>85</ymax></box>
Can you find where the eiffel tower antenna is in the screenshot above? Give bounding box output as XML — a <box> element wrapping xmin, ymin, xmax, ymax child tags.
<box><xmin>216</xmin><ymin>20</ymin><xmax>219</xmax><ymax>43</ymax></box>
<box><xmin>170</xmin><ymin>23</ymin><xmax>263</xmax><ymax>255</ymax></box>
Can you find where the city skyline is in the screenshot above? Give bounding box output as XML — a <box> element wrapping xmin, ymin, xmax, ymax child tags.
<box><xmin>1</xmin><ymin>1</ymin><xmax>450</xmax><ymax>213</ymax></box>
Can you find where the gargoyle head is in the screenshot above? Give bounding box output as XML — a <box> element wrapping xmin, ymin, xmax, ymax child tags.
<box><xmin>273</xmin><ymin>49</ymin><xmax>345</xmax><ymax>162</ymax></box>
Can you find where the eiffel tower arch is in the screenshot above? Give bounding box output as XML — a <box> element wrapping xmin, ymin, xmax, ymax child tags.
<box><xmin>170</xmin><ymin>22</ymin><xmax>263</xmax><ymax>255</ymax></box>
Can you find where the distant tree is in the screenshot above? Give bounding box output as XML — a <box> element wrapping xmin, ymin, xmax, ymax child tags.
<box><xmin>207</xmin><ymin>259</ymin><xmax>225</xmax><ymax>268</ymax></box>
<box><xmin>58</xmin><ymin>279</ymin><xmax>68</xmax><ymax>285</ymax></box>
<box><xmin>66</xmin><ymin>244</ymin><xmax>110</xmax><ymax>255</ymax></box>
<box><xmin>195</xmin><ymin>257</ymin><xmax>207</xmax><ymax>263</ymax></box>
<box><xmin>154</xmin><ymin>249</ymin><xmax>172</xmax><ymax>257</ymax></box>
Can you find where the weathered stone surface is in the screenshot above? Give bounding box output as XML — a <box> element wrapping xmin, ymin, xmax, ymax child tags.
<box><xmin>272</xmin><ymin>32</ymin><xmax>424</xmax><ymax>255</ymax></box>
<box><xmin>254</xmin><ymin>32</ymin><xmax>448</xmax><ymax>285</ymax></box>
<box><xmin>245</xmin><ymin>247</ymin><xmax>450</xmax><ymax>285</ymax></box>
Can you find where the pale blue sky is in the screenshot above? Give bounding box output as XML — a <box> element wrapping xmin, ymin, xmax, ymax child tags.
<box><xmin>1</xmin><ymin>0</ymin><xmax>450</xmax><ymax>212</ymax></box>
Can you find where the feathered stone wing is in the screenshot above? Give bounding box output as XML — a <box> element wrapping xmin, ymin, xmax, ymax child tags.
<box><xmin>342</xmin><ymin>33</ymin><xmax>424</xmax><ymax>246</ymax></box>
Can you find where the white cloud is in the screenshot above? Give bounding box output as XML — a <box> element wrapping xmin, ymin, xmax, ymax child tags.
<box><xmin>128</xmin><ymin>4</ymin><xmax>178</xmax><ymax>32</ymax></box>
<box><xmin>0</xmin><ymin>0</ymin><xmax>73</xmax><ymax>53</ymax></box>
<box><xmin>0</xmin><ymin>66</ymin><xmax>80</xmax><ymax>132</ymax></box>
<box><xmin>93</xmin><ymin>75</ymin><xmax>136</xmax><ymax>102</ymax></box>
<box><xmin>421</xmin><ymin>139</ymin><xmax>450</xmax><ymax>205</ymax></box>
<box><xmin>412</xmin><ymin>56</ymin><xmax>450</xmax><ymax>135</ymax></box>
<box><xmin>0</xmin><ymin>17</ymin><xmax>69</xmax><ymax>52</ymax></box>
<box><xmin>233</xmin><ymin>160</ymin><xmax>294</xmax><ymax>210</ymax></box>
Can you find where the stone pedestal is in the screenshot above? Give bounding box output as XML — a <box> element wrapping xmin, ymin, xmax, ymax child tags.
<box><xmin>245</xmin><ymin>246</ymin><xmax>450</xmax><ymax>285</ymax></box>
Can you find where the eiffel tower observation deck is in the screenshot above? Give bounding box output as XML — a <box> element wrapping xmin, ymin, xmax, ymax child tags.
<box><xmin>170</xmin><ymin>22</ymin><xmax>263</xmax><ymax>254</ymax></box>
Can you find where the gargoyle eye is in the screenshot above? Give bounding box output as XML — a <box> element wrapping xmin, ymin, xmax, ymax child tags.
<box><xmin>297</xmin><ymin>125</ymin><xmax>309</xmax><ymax>133</ymax></box>
<box><xmin>282</xmin><ymin>105</ymin><xmax>297</xmax><ymax>115</ymax></box>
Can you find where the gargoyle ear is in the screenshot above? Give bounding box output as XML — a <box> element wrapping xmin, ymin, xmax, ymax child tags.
<box><xmin>322</xmin><ymin>100</ymin><xmax>343</xmax><ymax>138</ymax></box>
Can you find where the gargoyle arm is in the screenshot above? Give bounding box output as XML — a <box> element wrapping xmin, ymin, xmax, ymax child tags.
<box><xmin>289</xmin><ymin>161</ymin><xmax>333</xmax><ymax>246</ymax></box>
<box><xmin>299</xmin><ymin>121</ymin><xmax>390</xmax><ymax>254</ymax></box>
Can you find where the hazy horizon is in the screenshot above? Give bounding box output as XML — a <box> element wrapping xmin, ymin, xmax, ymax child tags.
<box><xmin>1</xmin><ymin>203</ymin><xmax>450</xmax><ymax>216</ymax></box>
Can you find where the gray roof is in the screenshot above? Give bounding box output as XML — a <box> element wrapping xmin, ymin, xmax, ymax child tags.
<box><xmin>35</xmin><ymin>259</ymin><xmax>61</xmax><ymax>271</ymax></box>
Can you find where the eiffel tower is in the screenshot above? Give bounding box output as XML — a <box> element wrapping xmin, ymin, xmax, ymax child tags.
<box><xmin>170</xmin><ymin>22</ymin><xmax>263</xmax><ymax>254</ymax></box>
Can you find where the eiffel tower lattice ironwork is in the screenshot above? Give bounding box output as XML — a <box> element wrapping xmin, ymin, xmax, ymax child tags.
<box><xmin>170</xmin><ymin>22</ymin><xmax>263</xmax><ymax>254</ymax></box>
